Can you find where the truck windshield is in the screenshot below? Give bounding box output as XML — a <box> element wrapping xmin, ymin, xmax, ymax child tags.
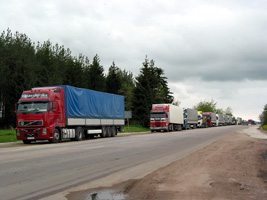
<box><xmin>17</xmin><ymin>102</ymin><xmax>48</xmax><ymax>114</ymax></box>
<box><xmin>151</xmin><ymin>112</ymin><xmax>165</xmax><ymax>118</ymax></box>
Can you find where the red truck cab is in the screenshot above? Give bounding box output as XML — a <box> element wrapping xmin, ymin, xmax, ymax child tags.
<box><xmin>150</xmin><ymin>104</ymin><xmax>169</xmax><ymax>131</ymax></box>
<box><xmin>202</xmin><ymin>112</ymin><xmax>216</xmax><ymax>127</ymax></box>
<box><xmin>16</xmin><ymin>87</ymin><xmax>65</xmax><ymax>144</ymax></box>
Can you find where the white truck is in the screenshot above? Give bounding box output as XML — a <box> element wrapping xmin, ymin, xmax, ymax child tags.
<box><xmin>197</xmin><ymin>111</ymin><xmax>208</xmax><ymax>128</ymax></box>
<box><xmin>183</xmin><ymin>108</ymin><xmax>198</xmax><ymax>129</ymax></box>
<box><xmin>218</xmin><ymin>114</ymin><xmax>225</xmax><ymax>126</ymax></box>
<box><xmin>236</xmin><ymin>117</ymin><xmax>242</xmax><ymax>125</ymax></box>
<box><xmin>150</xmin><ymin>104</ymin><xmax>184</xmax><ymax>132</ymax></box>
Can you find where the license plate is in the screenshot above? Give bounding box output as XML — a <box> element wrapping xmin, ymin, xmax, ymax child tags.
<box><xmin>27</xmin><ymin>137</ymin><xmax>35</xmax><ymax>140</ymax></box>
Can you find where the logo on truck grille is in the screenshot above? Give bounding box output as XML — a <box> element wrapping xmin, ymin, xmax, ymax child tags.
<box><xmin>19</xmin><ymin>120</ymin><xmax>43</xmax><ymax>126</ymax></box>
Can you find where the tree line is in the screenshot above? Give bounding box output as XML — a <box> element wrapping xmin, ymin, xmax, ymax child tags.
<box><xmin>193</xmin><ymin>99</ymin><xmax>233</xmax><ymax>116</ymax></box>
<box><xmin>0</xmin><ymin>29</ymin><xmax>173</xmax><ymax>128</ymax></box>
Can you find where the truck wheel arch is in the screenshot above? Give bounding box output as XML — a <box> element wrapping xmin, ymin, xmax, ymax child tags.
<box><xmin>49</xmin><ymin>127</ymin><xmax>61</xmax><ymax>143</ymax></box>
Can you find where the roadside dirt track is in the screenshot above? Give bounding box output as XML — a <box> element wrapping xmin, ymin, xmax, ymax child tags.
<box><xmin>121</xmin><ymin>126</ymin><xmax>267</xmax><ymax>200</ymax></box>
<box><xmin>68</xmin><ymin>126</ymin><xmax>267</xmax><ymax>200</ymax></box>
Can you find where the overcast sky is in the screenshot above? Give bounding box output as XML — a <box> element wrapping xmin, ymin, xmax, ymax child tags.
<box><xmin>1</xmin><ymin>0</ymin><xmax>267</xmax><ymax>120</ymax></box>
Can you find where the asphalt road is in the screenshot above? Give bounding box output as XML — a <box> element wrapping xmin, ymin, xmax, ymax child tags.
<box><xmin>0</xmin><ymin>125</ymin><xmax>245</xmax><ymax>200</ymax></box>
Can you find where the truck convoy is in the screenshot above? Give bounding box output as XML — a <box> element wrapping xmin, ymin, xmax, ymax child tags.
<box><xmin>202</xmin><ymin>112</ymin><xmax>216</xmax><ymax>127</ymax></box>
<box><xmin>150</xmin><ymin>104</ymin><xmax>243</xmax><ymax>133</ymax></box>
<box><xmin>16</xmin><ymin>85</ymin><xmax>125</xmax><ymax>144</ymax></box>
<box><xmin>16</xmin><ymin>84</ymin><xmax>244</xmax><ymax>143</ymax></box>
<box><xmin>150</xmin><ymin>104</ymin><xmax>183</xmax><ymax>132</ymax></box>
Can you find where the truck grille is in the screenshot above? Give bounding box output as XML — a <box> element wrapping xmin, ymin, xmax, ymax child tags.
<box><xmin>155</xmin><ymin>122</ymin><xmax>161</xmax><ymax>127</ymax></box>
<box><xmin>19</xmin><ymin>120</ymin><xmax>43</xmax><ymax>126</ymax></box>
<box><xmin>23</xmin><ymin>133</ymin><xmax>41</xmax><ymax>137</ymax></box>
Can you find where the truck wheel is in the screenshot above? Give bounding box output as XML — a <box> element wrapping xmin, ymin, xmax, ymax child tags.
<box><xmin>50</xmin><ymin>129</ymin><xmax>60</xmax><ymax>143</ymax></box>
<box><xmin>74</xmin><ymin>127</ymin><xmax>84</xmax><ymax>141</ymax></box>
<box><xmin>106</xmin><ymin>126</ymin><xmax>111</xmax><ymax>137</ymax></box>
<box><xmin>111</xmin><ymin>126</ymin><xmax>116</xmax><ymax>137</ymax></box>
<box><xmin>100</xmin><ymin>126</ymin><xmax>107</xmax><ymax>138</ymax></box>
<box><xmin>23</xmin><ymin>140</ymin><xmax>32</xmax><ymax>144</ymax></box>
<box><xmin>168</xmin><ymin>124</ymin><xmax>173</xmax><ymax>131</ymax></box>
<box><xmin>184</xmin><ymin>124</ymin><xmax>189</xmax><ymax>130</ymax></box>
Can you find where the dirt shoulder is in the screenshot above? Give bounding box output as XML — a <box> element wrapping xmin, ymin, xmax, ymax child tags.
<box><xmin>122</xmin><ymin>126</ymin><xmax>267</xmax><ymax>200</ymax></box>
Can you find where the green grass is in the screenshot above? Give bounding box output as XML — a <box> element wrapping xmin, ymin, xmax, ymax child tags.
<box><xmin>119</xmin><ymin>125</ymin><xmax>150</xmax><ymax>133</ymax></box>
<box><xmin>0</xmin><ymin>129</ymin><xmax>18</xmax><ymax>143</ymax></box>
<box><xmin>262</xmin><ymin>125</ymin><xmax>267</xmax><ymax>131</ymax></box>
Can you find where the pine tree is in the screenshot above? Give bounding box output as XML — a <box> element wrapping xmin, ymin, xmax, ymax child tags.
<box><xmin>118</xmin><ymin>69</ymin><xmax>135</xmax><ymax>111</ymax></box>
<box><xmin>106</xmin><ymin>61</ymin><xmax>121</xmax><ymax>94</ymax></box>
<box><xmin>86</xmin><ymin>54</ymin><xmax>106</xmax><ymax>92</ymax></box>
<box><xmin>0</xmin><ymin>29</ymin><xmax>37</xmax><ymax>127</ymax></box>
<box><xmin>133</xmin><ymin>56</ymin><xmax>173</xmax><ymax>127</ymax></box>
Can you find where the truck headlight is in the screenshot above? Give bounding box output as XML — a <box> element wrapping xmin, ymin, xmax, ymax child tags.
<box><xmin>42</xmin><ymin>128</ymin><xmax>47</xmax><ymax>135</ymax></box>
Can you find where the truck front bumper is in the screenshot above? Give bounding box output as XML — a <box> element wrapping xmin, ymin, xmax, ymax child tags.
<box><xmin>16</xmin><ymin>127</ymin><xmax>53</xmax><ymax>140</ymax></box>
<box><xmin>150</xmin><ymin>127</ymin><xmax>168</xmax><ymax>131</ymax></box>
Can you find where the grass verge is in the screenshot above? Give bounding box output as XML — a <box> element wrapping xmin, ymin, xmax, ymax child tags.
<box><xmin>0</xmin><ymin>125</ymin><xmax>150</xmax><ymax>143</ymax></box>
<box><xmin>0</xmin><ymin>129</ymin><xmax>18</xmax><ymax>143</ymax></box>
<box><xmin>119</xmin><ymin>125</ymin><xmax>150</xmax><ymax>133</ymax></box>
<box><xmin>262</xmin><ymin>125</ymin><xmax>267</xmax><ymax>131</ymax></box>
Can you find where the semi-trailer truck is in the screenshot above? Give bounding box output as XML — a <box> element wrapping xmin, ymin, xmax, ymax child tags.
<box><xmin>16</xmin><ymin>85</ymin><xmax>125</xmax><ymax>144</ymax></box>
<box><xmin>223</xmin><ymin>114</ymin><xmax>228</xmax><ymax>126</ymax></box>
<box><xmin>197</xmin><ymin>111</ymin><xmax>208</xmax><ymax>128</ymax></box>
<box><xmin>237</xmin><ymin>117</ymin><xmax>242</xmax><ymax>125</ymax></box>
<box><xmin>150</xmin><ymin>104</ymin><xmax>183</xmax><ymax>132</ymax></box>
<box><xmin>218</xmin><ymin>114</ymin><xmax>225</xmax><ymax>126</ymax></box>
<box><xmin>202</xmin><ymin>112</ymin><xmax>217</xmax><ymax>127</ymax></box>
<box><xmin>226</xmin><ymin>115</ymin><xmax>233</xmax><ymax>125</ymax></box>
<box><xmin>183</xmin><ymin>108</ymin><xmax>198</xmax><ymax>129</ymax></box>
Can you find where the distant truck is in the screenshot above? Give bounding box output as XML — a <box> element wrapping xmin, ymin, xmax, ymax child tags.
<box><xmin>197</xmin><ymin>111</ymin><xmax>208</xmax><ymax>128</ymax></box>
<box><xmin>223</xmin><ymin>114</ymin><xmax>228</xmax><ymax>126</ymax></box>
<box><xmin>227</xmin><ymin>115</ymin><xmax>234</xmax><ymax>125</ymax></box>
<box><xmin>150</xmin><ymin>104</ymin><xmax>183</xmax><ymax>132</ymax></box>
<box><xmin>217</xmin><ymin>114</ymin><xmax>225</xmax><ymax>126</ymax></box>
<box><xmin>242</xmin><ymin>120</ymin><xmax>248</xmax><ymax>125</ymax></box>
<box><xmin>183</xmin><ymin>108</ymin><xmax>198</xmax><ymax>129</ymax></box>
<box><xmin>202</xmin><ymin>112</ymin><xmax>216</xmax><ymax>127</ymax></box>
<box><xmin>16</xmin><ymin>85</ymin><xmax>125</xmax><ymax>144</ymax></box>
<box><xmin>248</xmin><ymin>119</ymin><xmax>256</xmax><ymax>125</ymax></box>
<box><xmin>231</xmin><ymin>116</ymin><xmax>236</xmax><ymax>125</ymax></box>
<box><xmin>236</xmin><ymin>117</ymin><xmax>242</xmax><ymax>125</ymax></box>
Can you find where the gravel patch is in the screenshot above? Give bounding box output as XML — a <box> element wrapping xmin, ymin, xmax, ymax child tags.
<box><xmin>240</xmin><ymin>125</ymin><xmax>267</xmax><ymax>139</ymax></box>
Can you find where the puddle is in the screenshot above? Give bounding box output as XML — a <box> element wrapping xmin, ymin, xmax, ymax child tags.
<box><xmin>88</xmin><ymin>189</ymin><xmax>126</xmax><ymax>200</ymax></box>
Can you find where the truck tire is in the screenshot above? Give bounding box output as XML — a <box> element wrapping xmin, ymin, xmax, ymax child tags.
<box><xmin>49</xmin><ymin>129</ymin><xmax>60</xmax><ymax>143</ymax></box>
<box><xmin>74</xmin><ymin>127</ymin><xmax>84</xmax><ymax>141</ymax></box>
<box><xmin>187</xmin><ymin>124</ymin><xmax>190</xmax><ymax>129</ymax></box>
<box><xmin>106</xmin><ymin>126</ymin><xmax>111</xmax><ymax>137</ymax></box>
<box><xmin>168</xmin><ymin>124</ymin><xmax>173</xmax><ymax>131</ymax></box>
<box><xmin>111</xmin><ymin>126</ymin><xmax>116</xmax><ymax>137</ymax></box>
<box><xmin>100</xmin><ymin>126</ymin><xmax>107</xmax><ymax>138</ymax></box>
